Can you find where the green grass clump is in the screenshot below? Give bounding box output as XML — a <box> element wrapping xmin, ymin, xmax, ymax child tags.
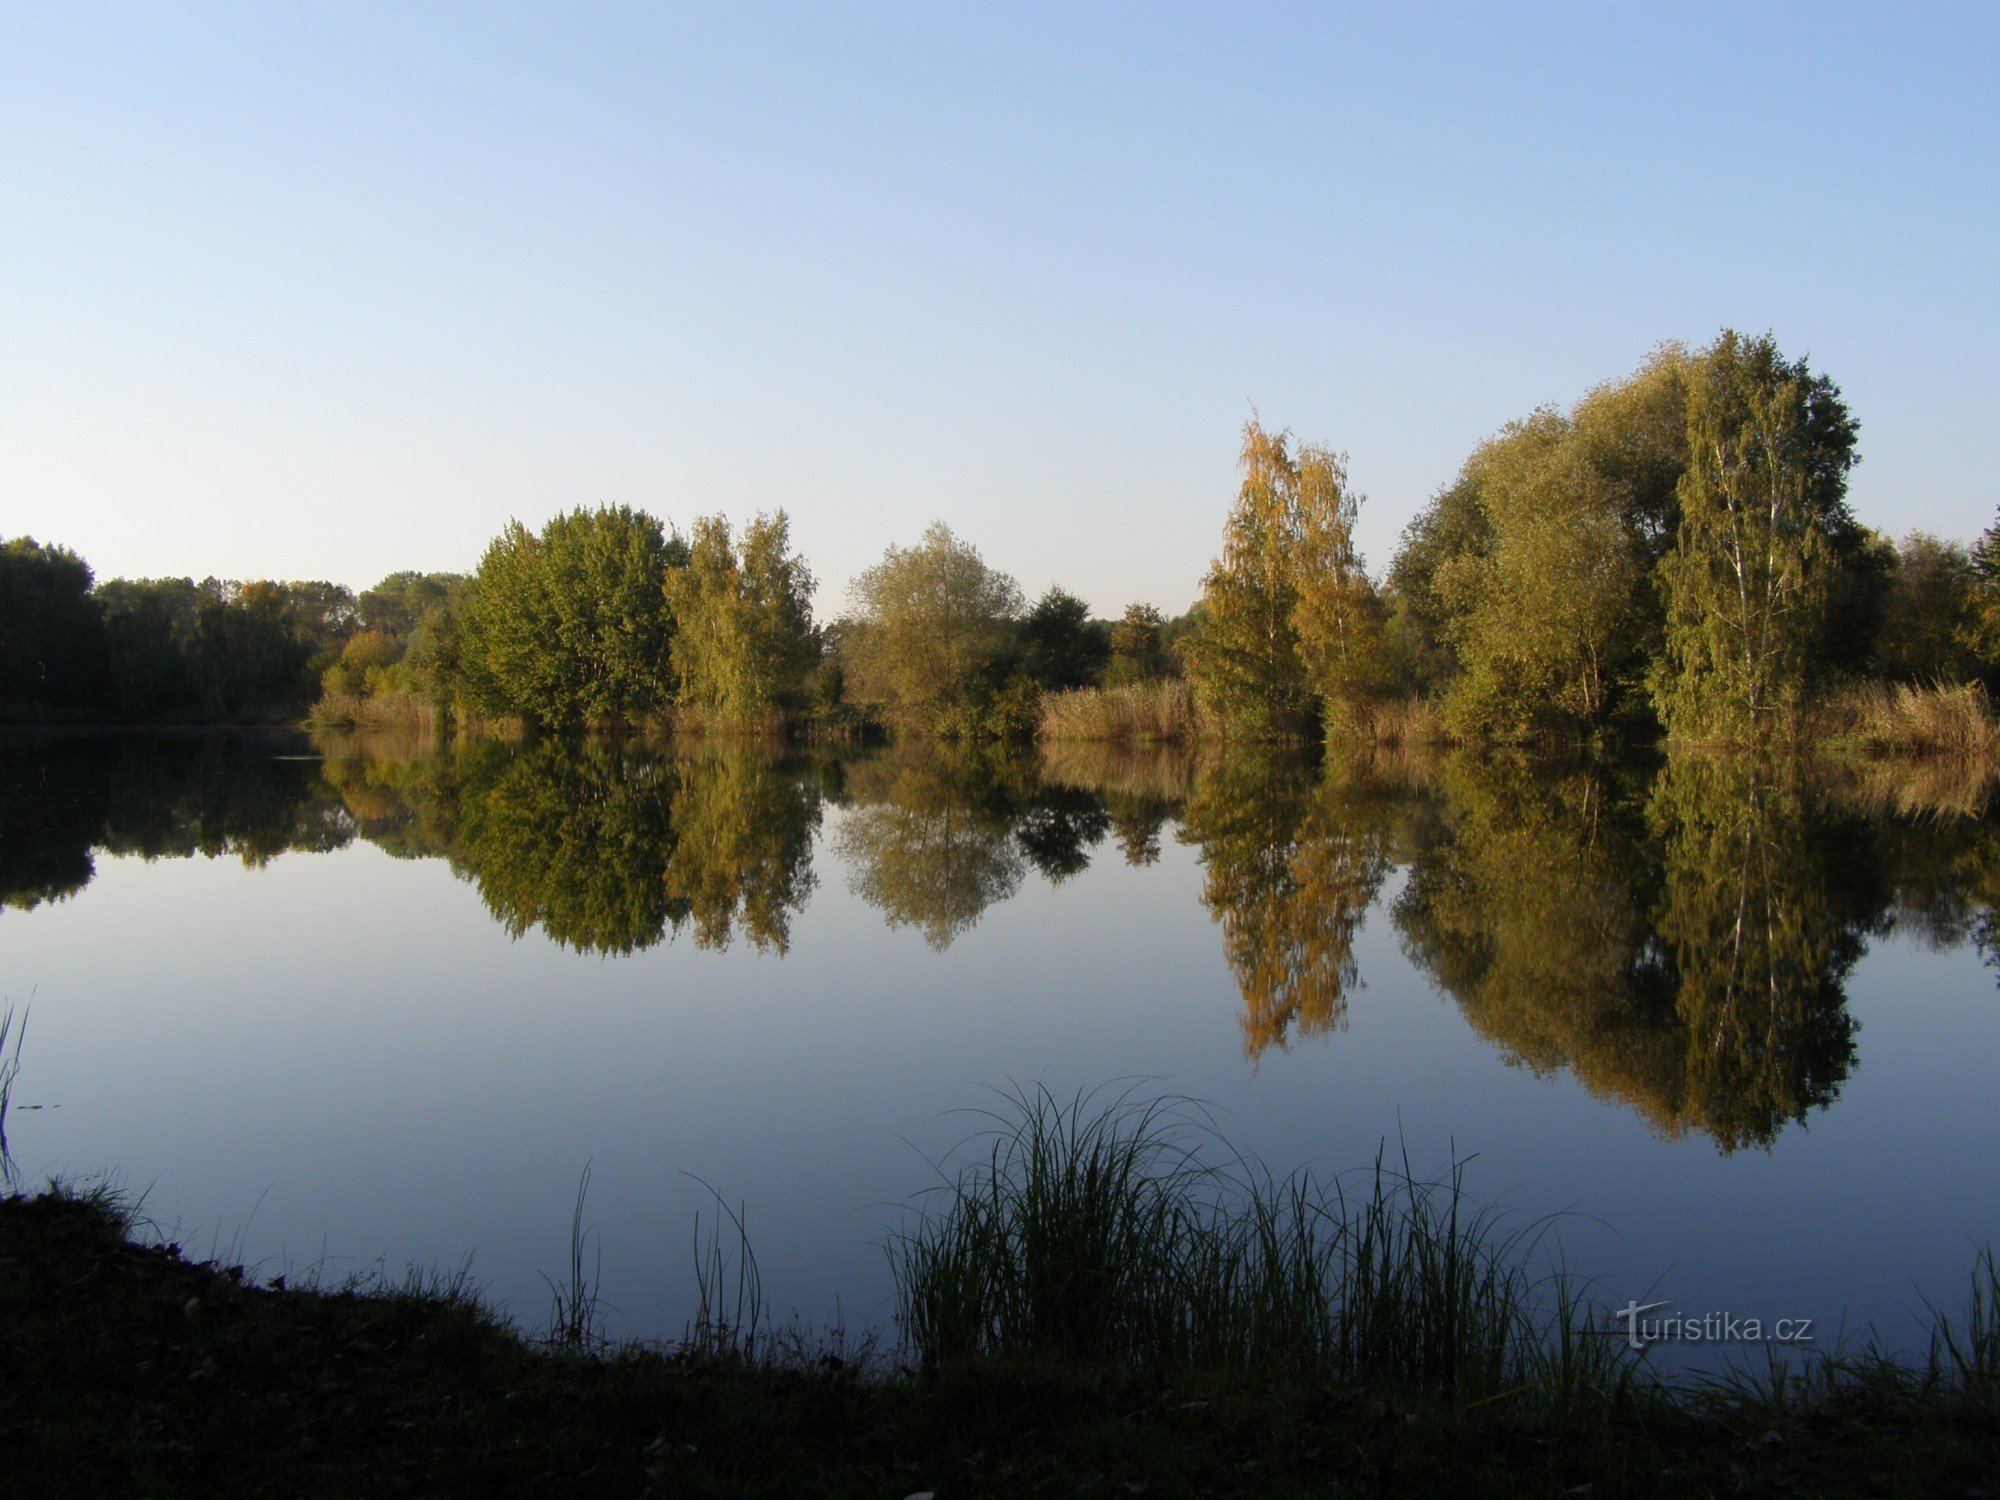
<box><xmin>891</xmin><ymin>1086</ymin><xmax>1628</xmax><ymax>1410</ymax></box>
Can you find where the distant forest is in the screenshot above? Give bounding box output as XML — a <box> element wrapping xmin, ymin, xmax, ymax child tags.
<box><xmin>7</xmin><ymin>329</ymin><xmax>2000</xmax><ymax>749</ymax></box>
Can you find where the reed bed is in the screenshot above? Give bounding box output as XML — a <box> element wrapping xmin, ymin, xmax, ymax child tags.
<box><xmin>1814</xmin><ymin>681</ymin><xmax>2000</xmax><ymax>759</ymax></box>
<box><xmin>891</xmin><ymin>1085</ymin><xmax>1627</xmax><ymax>1408</ymax></box>
<box><xmin>1038</xmin><ymin>681</ymin><xmax>1212</xmax><ymax>744</ymax></box>
<box><xmin>1347</xmin><ymin>694</ymin><xmax>1450</xmax><ymax>748</ymax></box>
<box><xmin>305</xmin><ymin>690</ymin><xmax>443</xmax><ymax>736</ymax></box>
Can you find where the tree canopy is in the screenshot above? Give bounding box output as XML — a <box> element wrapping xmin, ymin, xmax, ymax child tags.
<box><xmin>458</xmin><ymin>505</ymin><xmax>687</xmax><ymax>728</ymax></box>
<box><xmin>1182</xmin><ymin>420</ymin><xmax>1385</xmax><ymax>739</ymax></box>
<box><xmin>663</xmin><ymin>512</ymin><xmax>817</xmax><ymax>728</ymax></box>
<box><xmin>842</xmin><ymin>522</ymin><xmax>1025</xmax><ymax>734</ymax></box>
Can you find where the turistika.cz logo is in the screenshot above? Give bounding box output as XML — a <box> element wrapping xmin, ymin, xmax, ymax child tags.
<box><xmin>1609</xmin><ymin>1300</ymin><xmax>1816</xmax><ymax>1351</ymax></box>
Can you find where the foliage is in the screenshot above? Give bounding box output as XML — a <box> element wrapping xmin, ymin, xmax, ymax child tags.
<box><xmin>0</xmin><ymin>537</ymin><xmax>106</xmax><ymax>713</ymax></box>
<box><xmin>94</xmin><ymin>577</ymin><xmax>206</xmax><ymax>713</ymax></box>
<box><xmin>1105</xmin><ymin>601</ymin><xmax>1172</xmax><ymax>685</ymax></box>
<box><xmin>1964</xmin><ymin>504</ymin><xmax>2000</xmax><ymax>678</ymax></box>
<box><xmin>357</xmin><ymin>570</ymin><xmax>462</xmax><ymax>639</ymax></box>
<box><xmin>457</xmin><ymin>506</ymin><xmax>685</xmax><ymax>728</ymax></box>
<box><xmin>321</xmin><ymin>629</ymin><xmax>399</xmax><ymax>698</ymax></box>
<box><xmin>1182</xmin><ymin>421</ymin><xmax>1385</xmax><ymax>739</ymax></box>
<box><xmin>1652</xmin><ymin>331</ymin><xmax>1862</xmax><ymax>742</ymax></box>
<box><xmin>1018</xmin><ymin>586</ymin><xmax>1109</xmax><ymax>691</ymax></box>
<box><xmin>663</xmin><ymin>511</ymin><xmax>817</xmax><ymax>728</ymax></box>
<box><xmin>841</xmin><ymin>522</ymin><xmax>1025</xmax><ymax>735</ymax></box>
<box><xmin>1384</xmin><ymin>474</ymin><xmax>1492</xmax><ymax>698</ymax></box>
<box><xmin>1387</xmin><ymin>347</ymin><xmax>1692</xmax><ymax>739</ymax></box>
<box><xmin>1871</xmin><ymin>531</ymin><xmax>1982</xmax><ymax>684</ymax></box>
<box><xmin>184</xmin><ymin>585</ymin><xmax>317</xmax><ymax>716</ymax></box>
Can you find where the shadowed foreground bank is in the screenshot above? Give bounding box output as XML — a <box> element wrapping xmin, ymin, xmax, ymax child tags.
<box><xmin>4</xmin><ymin>1176</ymin><xmax>1997</xmax><ymax>1498</ymax></box>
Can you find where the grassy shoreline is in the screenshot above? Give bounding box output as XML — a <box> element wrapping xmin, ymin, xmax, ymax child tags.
<box><xmin>6</xmin><ymin>1096</ymin><xmax>1998</xmax><ymax>1496</ymax></box>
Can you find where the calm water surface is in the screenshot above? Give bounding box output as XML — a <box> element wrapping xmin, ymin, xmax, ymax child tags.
<box><xmin>4</xmin><ymin>731</ymin><xmax>1998</xmax><ymax>1365</ymax></box>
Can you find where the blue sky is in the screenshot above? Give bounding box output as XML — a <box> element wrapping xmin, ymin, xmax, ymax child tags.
<box><xmin>3</xmin><ymin>3</ymin><xmax>1994</xmax><ymax>616</ymax></box>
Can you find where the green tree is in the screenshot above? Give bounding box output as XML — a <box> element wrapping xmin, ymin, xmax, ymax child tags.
<box><xmin>1873</xmin><ymin>532</ymin><xmax>1981</xmax><ymax>683</ymax></box>
<box><xmin>1438</xmin><ymin>412</ymin><xmax>1647</xmax><ymax>738</ymax></box>
<box><xmin>1288</xmin><ymin>446</ymin><xmax>1389</xmax><ymax>731</ymax></box>
<box><xmin>1383</xmin><ymin>474</ymin><xmax>1492</xmax><ymax>697</ymax></box>
<box><xmin>357</xmin><ymin>571</ymin><xmax>462</xmax><ymax>639</ymax></box>
<box><xmin>1183</xmin><ymin>421</ymin><xmax>1385</xmax><ymax>739</ymax></box>
<box><xmin>1653</xmin><ymin>332</ymin><xmax>1861</xmax><ymax>742</ymax></box>
<box><xmin>1386</xmin><ymin>346</ymin><xmax>1692</xmax><ymax>734</ymax></box>
<box><xmin>321</xmin><ymin>630</ymin><xmax>399</xmax><ymax>698</ymax></box>
<box><xmin>1106</xmin><ymin>603</ymin><xmax>1170</xmax><ymax>686</ymax></box>
<box><xmin>842</xmin><ymin>522</ymin><xmax>1024</xmax><ymax>734</ymax></box>
<box><xmin>663</xmin><ymin>511</ymin><xmax>817</xmax><ymax>728</ymax></box>
<box><xmin>458</xmin><ymin>506</ymin><xmax>686</xmax><ymax>728</ymax></box>
<box><xmin>185</xmin><ymin>584</ymin><xmax>315</xmax><ymax>716</ymax></box>
<box><xmin>0</xmin><ymin>538</ymin><xmax>106</xmax><ymax>713</ymax></box>
<box><xmin>1966</xmin><ymin>506</ymin><xmax>2000</xmax><ymax>680</ymax></box>
<box><xmin>96</xmin><ymin>578</ymin><xmax>206</xmax><ymax>714</ymax></box>
<box><xmin>1181</xmin><ymin>422</ymin><xmax>1315</xmax><ymax>738</ymax></box>
<box><xmin>1018</xmin><ymin>587</ymin><xmax>1108</xmax><ymax>691</ymax></box>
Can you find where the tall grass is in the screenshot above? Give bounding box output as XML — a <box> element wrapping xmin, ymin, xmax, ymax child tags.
<box><xmin>0</xmin><ymin>1002</ymin><xmax>25</xmax><ymax>1188</ymax></box>
<box><xmin>1350</xmin><ymin>694</ymin><xmax>1449</xmax><ymax>748</ymax></box>
<box><xmin>682</xmin><ymin>1181</ymin><xmax>767</xmax><ymax>1362</ymax></box>
<box><xmin>541</xmin><ymin>1162</ymin><xmax>604</xmax><ymax>1350</ymax></box>
<box><xmin>306</xmin><ymin>690</ymin><xmax>443</xmax><ymax>736</ymax></box>
<box><xmin>890</xmin><ymin>1085</ymin><xmax>1629</xmax><ymax>1408</ymax></box>
<box><xmin>1038</xmin><ymin>681</ymin><xmax>1211</xmax><ymax>744</ymax></box>
<box><xmin>1815</xmin><ymin>681</ymin><xmax>2000</xmax><ymax>759</ymax></box>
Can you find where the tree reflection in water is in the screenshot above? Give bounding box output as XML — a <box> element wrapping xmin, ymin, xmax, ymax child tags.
<box><xmin>832</xmin><ymin>746</ymin><xmax>1029</xmax><ymax>951</ymax></box>
<box><xmin>8</xmin><ymin>728</ymin><xmax>2000</xmax><ymax>1147</ymax></box>
<box><xmin>1177</xmin><ymin>750</ymin><xmax>1393</xmax><ymax>1057</ymax></box>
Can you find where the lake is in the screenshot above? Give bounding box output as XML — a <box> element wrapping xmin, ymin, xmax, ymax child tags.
<box><xmin>4</xmin><ymin>730</ymin><xmax>1998</xmax><ymax>1368</ymax></box>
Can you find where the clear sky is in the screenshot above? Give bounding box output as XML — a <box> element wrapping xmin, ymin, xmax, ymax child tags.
<box><xmin>3</xmin><ymin>3</ymin><xmax>1994</xmax><ymax>618</ymax></box>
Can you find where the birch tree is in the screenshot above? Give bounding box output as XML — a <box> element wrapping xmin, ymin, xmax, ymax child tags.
<box><xmin>1653</xmin><ymin>333</ymin><xmax>1859</xmax><ymax>742</ymax></box>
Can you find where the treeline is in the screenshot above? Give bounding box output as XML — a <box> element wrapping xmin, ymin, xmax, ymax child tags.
<box><xmin>311</xmin><ymin>510</ymin><xmax>1197</xmax><ymax>738</ymax></box>
<box><xmin>9</xmin><ymin>326</ymin><xmax>1996</xmax><ymax>743</ymax></box>
<box><xmin>1164</xmin><ymin>330</ymin><xmax>2000</xmax><ymax>747</ymax></box>
<box><xmin>0</xmin><ymin>541</ymin><xmax>459</xmax><ymax>724</ymax></box>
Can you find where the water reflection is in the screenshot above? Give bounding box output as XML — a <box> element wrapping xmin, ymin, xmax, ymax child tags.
<box><xmin>1</xmin><ymin>735</ymin><xmax>350</xmax><ymax>911</ymax></box>
<box><xmin>9</xmin><ymin>729</ymin><xmax>2000</xmax><ymax>1147</ymax></box>
<box><xmin>1178</xmin><ymin>751</ymin><xmax>1393</xmax><ymax>1057</ymax></box>
<box><xmin>321</xmin><ymin>736</ymin><xmax>823</xmax><ymax>956</ymax></box>
<box><xmin>1647</xmin><ymin>757</ymin><xmax>1866</xmax><ymax>1151</ymax></box>
<box><xmin>832</xmin><ymin>746</ymin><xmax>1028</xmax><ymax>950</ymax></box>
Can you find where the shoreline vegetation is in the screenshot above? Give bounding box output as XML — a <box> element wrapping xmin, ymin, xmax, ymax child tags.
<box><xmin>10</xmin><ymin>331</ymin><xmax>2000</xmax><ymax>767</ymax></box>
<box><xmin>6</xmin><ymin>1089</ymin><xmax>1995</xmax><ymax>1496</ymax></box>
